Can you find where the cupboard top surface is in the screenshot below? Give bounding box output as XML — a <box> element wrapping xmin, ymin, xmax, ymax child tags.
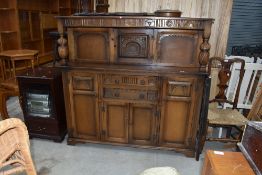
<box><xmin>59</xmin><ymin>62</ymin><xmax>208</xmax><ymax>76</ymax></box>
<box><xmin>17</xmin><ymin>67</ymin><xmax>61</xmax><ymax>79</ymax></box>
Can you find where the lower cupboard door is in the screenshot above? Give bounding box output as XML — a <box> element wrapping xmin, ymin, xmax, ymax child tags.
<box><xmin>101</xmin><ymin>101</ymin><xmax>129</xmax><ymax>143</ymax></box>
<box><xmin>159</xmin><ymin>100</ymin><xmax>192</xmax><ymax>148</ymax></box>
<box><xmin>128</xmin><ymin>104</ymin><xmax>157</xmax><ymax>145</ymax></box>
<box><xmin>72</xmin><ymin>93</ymin><xmax>99</xmax><ymax>140</ymax></box>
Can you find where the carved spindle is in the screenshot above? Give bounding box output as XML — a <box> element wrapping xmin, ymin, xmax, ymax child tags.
<box><xmin>208</xmin><ymin>57</ymin><xmax>245</xmax><ymax>107</ymax></box>
<box><xmin>215</xmin><ymin>63</ymin><xmax>231</xmax><ymax>100</ymax></box>
<box><xmin>57</xmin><ymin>35</ymin><xmax>69</xmax><ymax>65</ymax></box>
<box><xmin>199</xmin><ymin>22</ymin><xmax>212</xmax><ymax>69</ymax></box>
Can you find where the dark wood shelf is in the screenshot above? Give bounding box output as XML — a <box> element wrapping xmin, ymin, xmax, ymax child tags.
<box><xmin>0</xmin><ymin>30</ymin><xmax>17</xmax><ymax>34</ymax></box>
<box><xmin>21</xmin><ymin>39</ymin><xmax>42</xmax><ymax>43</ymax></box>
<box><xmin>0</xmin><ymin>7</ymin><xmax>16</xmax><ymax>11</ymax></box>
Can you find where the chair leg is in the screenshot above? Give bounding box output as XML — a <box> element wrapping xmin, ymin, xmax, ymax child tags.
<box><xmin>226</xmin><ymin>127</ymin><xmax>232</xmax><ymax>138</ymax></box>
<box><xmin>0</xmin><ymin>91</ymin><xmax>9</xmax><ymax>120</ymax></box>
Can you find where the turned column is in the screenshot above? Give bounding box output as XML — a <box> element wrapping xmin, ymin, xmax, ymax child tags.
<box><xmin>57</xmin><ymin>19</ymin><xmax>69</xmax><ymax>65</ymax></box>
<box><xmin>199</xmin><ymin>21</ymin><xmax>212</xmax><ymax>70</ymax></box>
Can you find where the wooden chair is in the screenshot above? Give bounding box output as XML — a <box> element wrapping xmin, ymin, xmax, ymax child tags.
<box><xmin>207</xmin><ymin>57</ymin><xmax>249</xmax><ymax>142</ymax></box>
<box><xmin>0</xmin><ymin>50</ymin><xmax>38</xmax><ymax>119</ymax></box>
<box><xmin>223</xmin><ymin>56</ymin><xmax>262</xmax><ymax>110</ymax></box>
<box><xmin>0</xmin><ymin>118</ymin><xmax>37</xmax><ymax>175</ymax></box>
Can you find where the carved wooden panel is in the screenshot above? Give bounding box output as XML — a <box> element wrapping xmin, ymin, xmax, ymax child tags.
<box><xmin>119</xmin><ymin>35</ymin><xmax>147</xmax><ymax>57</ymax></box>
<box><xmin>103</xmin><ymin>74</ymin><xmax>158</xmax><ymax>87</ymax></box>
<box><xmin>60</xmin><ymin>17</ymin><xmax>208</xmax><ymax>29</ymax></box>
<box><xmin>103</xmin><ymin>88</ymin><xmax>158</xmax><ymax>102</ymax></box>
<box><xmin>168</xmin><ymin>81</ymin><xmax>192</xmax><ymax>97</ymax></box>
<box><xmin>74</xmin><ymin>29</ymin><xmax>110</xmax><ymax>62</ymax></box>
<box><xmin>73</xmin><ymin>76</ymin><xmax>94</xmax><ymax>91</ymax></box>
<box><xmin>117</xmin><ymin>29</ymin><xmax>153</xmax><ymax>64</ymax></box>
<box><xmin>156</xmin><ymin>30</ymin><xmax>201</xmax><ymax>67</ymax></box>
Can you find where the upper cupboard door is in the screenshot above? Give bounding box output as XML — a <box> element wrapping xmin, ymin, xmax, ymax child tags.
<box><xmin>117</xmin><ymin>29</ymin><xmax>154</xmax><ymax>64</ymax></box>
<box><xmin>71</xmin><ymin>28</ymin><xmax>111</xmax><ymax>63</ymax></box>
<box><xmin>156</xmin><ymin>30</ymin><xmax>202</xmax><ymax>67</ymax></box>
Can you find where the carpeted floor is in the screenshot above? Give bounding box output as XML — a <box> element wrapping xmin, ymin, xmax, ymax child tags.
<box><xmin>6</xmin><ymin>96</ymin><xmax>24</xmax><ymax>119</ymax></box>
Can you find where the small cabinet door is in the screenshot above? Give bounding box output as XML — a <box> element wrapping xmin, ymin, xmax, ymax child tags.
<box><xmin>116</xmin><ymin>29</ymin><xmax>154</xmax><ymax>64</ymax></box>
<box><xmin>70</xmin><ymin>28</ymin><xmax>111</xmax><ymax>63</ymax></box>
<box><xmin>159</xmin><ymin>76</ymin><xmax>197</xmax><ymax>148</ymax></box>
<box><xmin>68</xmin><ymin>72</ymin><xmax>99</xmax><ymax>141</ymax></box>
<box><xmin>129</xmin><ymin>104</ymin><xmax>157</xmax><ymax>145</ymax></box>
<box><xmin>101</xmin><ymin>101</ymin><xmax>129</xmax><ymax>143</ymax></box>
<box><xmin>155</xmin><ymin>29</ymin><xmax>202</xmax><ymax>67</ymax></box>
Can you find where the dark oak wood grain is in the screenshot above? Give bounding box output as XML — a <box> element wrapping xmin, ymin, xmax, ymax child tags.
<box><xmin>57</xmin><ymin>14</ymin><xmax>213</xmax><ymax>159</ymax></box>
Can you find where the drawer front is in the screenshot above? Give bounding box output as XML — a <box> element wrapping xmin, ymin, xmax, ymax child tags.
<box><xmin>26</xmin><ymin>120</ymin><xmax>59</xmax><ymax>135</ymax></box>
<box><xmin>72</xmin><ymin>76</ymin><xmax>94</xmax><ymax>91</ymax></box>
<box><xmin>103</xmin><ymin>74</ymin><xmax>158</xmax><ymax>87</ymax></box>
<box><xmin>103</xmin><ymin>88</ymin><xmax>158</xmax><ymax>101</ymax></box>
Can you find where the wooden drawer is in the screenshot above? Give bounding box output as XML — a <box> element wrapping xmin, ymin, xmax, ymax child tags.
<box><xmin>26</xmin><ymin>119</ymin><xmax>59</xmax><ymax>136</ymax></box>
<box><xmin>103</xmin><ymin>74</ymin><xmax>158</xmax><ymax>87</ymax></box>
<box><xmin>72</xmin><ymin>76</ymin><xmax>94</xmax><ymax>91</ymax></box>
<box><xmin>167</xmin><ymin>80</ymin><xmax>192</xmax><ymax>97</ymax></box>
<box><xmin>103</xmin><ymin>88</ymin><xmax>158</xmax><ymax>101</ymax></box>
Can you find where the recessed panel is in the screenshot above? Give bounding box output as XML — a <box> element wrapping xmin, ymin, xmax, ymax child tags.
<box><xmin>74</xmin><ymin>94</ymin><xmax>97</xmax><ymax>138</ymax></box>
<box><xmin>75</xmin><ymin>31</ymin><xmax>109</xmax><ymax>62</ymax></box>
<box><xmin>157</xmin><ymin>30</ymin><xmax>200</xmax><ymax>66</ymax></box>
<box><xmin>163</xmin><ymin>101</ymin><xmax>189</xmax><ymax>143</ymax></box>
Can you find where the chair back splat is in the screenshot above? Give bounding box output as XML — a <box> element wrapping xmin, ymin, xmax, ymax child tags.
<box><xmin>208</xmin><ymin>57</ymin><xmax>245</xmax><ymax>109</ymax></box>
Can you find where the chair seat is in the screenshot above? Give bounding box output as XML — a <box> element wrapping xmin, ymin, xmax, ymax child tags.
<box><xmin>208</xmin><ymin>108</ymin><xmax>249</xmax><ymax>126</ymax></box>
<box><xmin>140</xmin><ymin>167</ymin><xmax>180</xmax><ymax>175</ymax></box>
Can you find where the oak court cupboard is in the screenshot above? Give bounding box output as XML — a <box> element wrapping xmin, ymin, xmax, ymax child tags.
<box><xmin>56</xmin><ymin>13</ymin><xmax>213</xmax><ymax>160</ymax></box>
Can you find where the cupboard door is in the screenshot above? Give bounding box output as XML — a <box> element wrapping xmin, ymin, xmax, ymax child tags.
<box><xmin>102</xmin><ymin>101</ymin><xmax>129</xmax><ymax>143</ymax></box>
<box><xmin>159</xmin><ymin>77</ymin><xmax>196</xmax><ymax>148</ymax></box>
<box><xmin>70</xmin><ymin>28</ymin><xmax>111</xmax><ymax>63</ymax></box>
<box><xmin>72</xmin><ymin>94</ymin><xmax>99</xmax><ymax>140</ymax></box>
<box><xmin>156</xmin><ymin>29</ymin><xmax>202</xmax><ymax>67</ymax></box>
<box><xmin>129</xmin><ymin>104</ymin><xmax>157</xmax><ymax>145</ymax></box>
<box><xmin>116</xmin><ymin>29</ymin><xmax>154</xmax><ymax>64</ymax></box>
<box><xmin>68</xmin><ymin>73</ymin><xmax>99</xmax><ymax>141</ymax></box>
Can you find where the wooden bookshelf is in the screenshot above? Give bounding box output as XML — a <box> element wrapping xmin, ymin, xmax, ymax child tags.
<box><xmin>0</xmin><ymin>0</ymin><xmax>71</xmax><ymax>64</ymax></box>
<box><xmin>0</xmin><ymin>0</ymin><xmax>109</xmax><ymax>64</ymax></box>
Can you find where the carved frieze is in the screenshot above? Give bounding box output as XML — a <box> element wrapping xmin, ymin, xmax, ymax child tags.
<box><xmin>59</xmin><ymin>16</ymin><xmax>211</xmax><ymax>29</ymax></box>
<box><xmin>103</xmin><ymin>75</ymin><xmax>158</xmax><ymax>87</ymax></box>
